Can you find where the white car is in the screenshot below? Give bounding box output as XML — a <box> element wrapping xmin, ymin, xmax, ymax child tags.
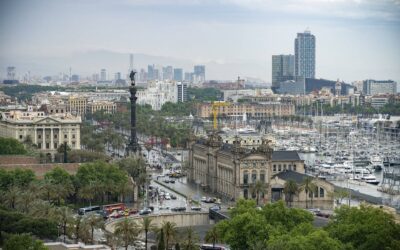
<box><xmin>165</xmin><ymin>195</ymin><xmax>171</xmax><ymax>200</ymax></box>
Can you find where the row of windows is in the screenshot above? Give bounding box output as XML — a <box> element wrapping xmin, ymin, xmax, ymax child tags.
<box><xmin>273</xmin><ymin>164</ymin><xmax>297</xmax><ymax>172</ymax></box>
<box><xmin>37</xmin><ymin>141</ymin><xmax>76</xmax><ymax>149</ymax></box>
<box><xmin>36</xmin><ymin>134</ymin><xmax>76</xmax><ymax>139</ymax></box>
<box><xmin>243</xmin><ymin>170</ymin><xmax>266</xmax><ymax>184</ymax></box>
<box><xmin>309</xmin><ymin>187</ymin><xmax>325</xmax><ymax>198</ymax></box>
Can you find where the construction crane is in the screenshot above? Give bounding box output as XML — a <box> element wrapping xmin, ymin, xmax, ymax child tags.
<box><xmin>212</xmin><ymin>101</ymin><xmax>229</xmax><ymax>130</ymax></box>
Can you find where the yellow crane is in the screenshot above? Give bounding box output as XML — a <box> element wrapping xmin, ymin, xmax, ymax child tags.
<box><xmin>212</xmin><ymin>101</ymin><xmax>229</xmax><ymax>130</ymax></box>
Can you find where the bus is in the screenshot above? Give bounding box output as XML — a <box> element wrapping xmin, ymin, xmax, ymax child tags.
<box><xmin>103</xmin><ymin>203</ymin><xmax>126</xmax><ymax>215</ymax></box>
<box><xmin>78</xmin><ymin>206</ymin><xmax>101</xmax><ymax>215</ymax></box>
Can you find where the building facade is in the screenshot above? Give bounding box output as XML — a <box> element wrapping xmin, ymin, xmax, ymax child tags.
<box><xmin>177</xmin><ymin>82</ymin><xmax>188</xmax><ymax>103</ymax></box>
<box><xmin>272</xmin><ymin>54</ymin><xmax>295</xmax><ymax>89</ymax></box>
<box><xmin>363</xmin><ymin>80</ymin><xmax>397</xmax><ymax>95</ymax></box>
<box><xmin>198</xmin><ymin>102</ymin><xmax>295</xmax><ymax>119</ymax></box>
<box><xmin>0</xmin><ymin>110</ymin><xmax>81</xmax><ymax>155</ymax></box>
<box><xmin>295</xmin><ymin>30</ymin><xmax>316</xmax><ymax>79</ymax></box>
<box><xmin>187</xmin><ymin>135</ymin><xmax>332</xmax><ymax>206</ymax></box>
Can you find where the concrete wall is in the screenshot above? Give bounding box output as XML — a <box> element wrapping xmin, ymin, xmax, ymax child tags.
<box><xmin>106</xmin><ymin>212</ymin><xmax>211</xmax><ymax>233</ymax></box>
<box><xmin>0</xmin><ymin>163</ymin><xmax>80</xmax><ymax>177</ymax></box>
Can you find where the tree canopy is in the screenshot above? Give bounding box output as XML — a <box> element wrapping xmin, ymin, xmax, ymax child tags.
<box><xmin>0</xmin><ymin>137</ymin><xmax>27</xmax><ymax>155</ymax></box>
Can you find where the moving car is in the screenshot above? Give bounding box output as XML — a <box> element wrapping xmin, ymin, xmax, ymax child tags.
<box><xmin>139</xmin><ymin>208</ymin><xmax>152</xmax><ymax>215</ymax></box>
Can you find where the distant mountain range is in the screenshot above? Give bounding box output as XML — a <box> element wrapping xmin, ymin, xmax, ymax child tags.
<box><xmin>0</xmin><ymin>50</ymin><xmax>268</xmax><ymax>83</ymax></box>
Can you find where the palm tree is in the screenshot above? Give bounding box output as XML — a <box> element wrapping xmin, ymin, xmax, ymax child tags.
<box><xmin>17</xmin><ymin>190</ymin><xmax>37</xmax><ymax>213</ymax></box>
<box><xmin>159</xmin><ymin>221</ymin><xmax>178</xmax><ymax>250</ymax></box>
<box><xmin>302</xmin><ymin>176</ymin><xmax>316</xmax><ymax>209</ymax></box>
<box><xmin>54</xmin><ymin>206</ymin><xmax>74</xmax><ymax>243</ymax></box>
<box><xmin>78</xmin><ymin>185</ymin><xmax>95</xmax><ymax>206</ymax></box>
<box><xmin>28</xmin><ymin>200</ymin><xmax>55</xmax><ymax>218</ymax></box>
<box><xmin>72</xmin><ymin>215</ymin><xmax>84</xmax><ymax>243</ymax></box>
<box><xmin>283</xmin><ymin>180</ymin><xmax>300</xmax><ymax>207</ymax></box>
<box><xmin>140</xmin><ymin>217</ymin><xmax>156</xmax><ymax>250</ymax></box>
<box><xmin>83</xmin><ymin>213</ymin><xmax>104</xmax><ymax>244</ymax></box>
<box><xmin>157</xmin><ymin>228</ymin><xmax>165</xmax><ymax>250</ymax></box>
<box><xmin>204</xmin><ymin>226</ymin><xmax>220</xmax><ymax>248</ymax></box>
<box><xmin>3</xmin><ymin>186</ymin><xmax>20</xmax><ymax>209</ymax></box>
<box><xmin>182</xmin><ymin>227</ymin><xmax>199</xmax><ymax>250</ymax></box>
<box><xmin>114</xmin><ymin>218</ymin><xmax>140</xmax><ymax>250</ymax></box>
<box><xmin>250</xmin><ymin>180</ymin><xmax>268</xmax><ymax>205</ymax></box>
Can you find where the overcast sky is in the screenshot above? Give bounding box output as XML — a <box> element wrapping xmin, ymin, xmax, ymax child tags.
<box><xmin>0</xmin><ymin>0</ymin><xmax>399</xmax><ymax>83</ymax></box>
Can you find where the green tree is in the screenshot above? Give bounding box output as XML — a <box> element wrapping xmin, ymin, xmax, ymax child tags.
<box><xmin>157</xmin><ymin>228</ymin><xmax>165</xmax><ymax>250</ymax></box>
<box><xmin>301</xmin><ymin>177</ymin><xmax>316</xmax><ymax>208</ymax></box>
<box><xmin>3</xmin><ymin>233</ymin><xmax>48</xmax><ymax>250</ymax></box>
<box><xmin>326</xmin><ymin>205</ymin><xmax>400</xmax><ymax>250</ymax></box>
<box><xmin>54</xmin><ymin>206</ymin><xmax>74</xmax><ymax>243</ymax></box>
<box><xmin>2</xmin><ymin>185</ymin><xmax>20</xmax><ymax>209</ymax></box>
<box><xmin>83</xmin><ymin>213</ymin><xmax>104</xmax><ymax>244</ymax></box>
<box><xmin>140</xmin><ymin>217</ymin><xmax>156</xmax><ymax>250</ymax></box>
<box><xmin>283</xmin><ymin>180</ymin><xmax>301</xmax><ymax>207</ymax></box>
<box><xmin>181</xmin><ymin>227</ymin><xmax>199</xmax><ymax>250</ymax></box>
<box><xmin>204</xmin><ymin>226</ymin><xmax>221</xmax><ymax>248</ymax></box>
<box><xmin>0</xmin><ymin>137</ymin><xmax>27</xmax><ymax>155</ymax></box>
<box><xmin>113</xmin><ymin>218</ymin><xmax>140</xmax><ymax>250</ymax></box>
<box><xmin>159</xmin><ymin>221</ymin><xmax>178</xmax><ymax>250</ymax></box>
<box><xmin>250</xmin><ymin>180</ymin><xmax>268</xmax><ymax>205</ymax></box>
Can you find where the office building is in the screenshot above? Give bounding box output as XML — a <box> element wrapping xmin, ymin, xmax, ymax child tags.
<box><xmin>100</xmin><ymin>69</ymin><xmax>107</xmax><ymax>81</ymax></box>
<box><xmin>177</xmin><ymin>82</ymin><xmax>188</xmax><ymax>102</ymax></box>
<box><xmin>363</xmin><ymin>80</ymin><xmax>397</xmax><ymax>95</ymax></box>
<box><xmin>174</xmin><ymin>68</ymin><xmax>183</xmax><ymax>82</ymax></box>
<box><xmin>71</xmin><ymin>74</ymin><xmax>80</xmax><ymax>82</ymax></box>
<box><xmin>295</xmin><ymin>30</ymin><xmax>316</xmax><ymax>79</ymax></box>
<box><xmin>114</xmin><ymin>72</ymin><xmax>122</xmax><ymax>81</ymax></box>
<box><xmin>163</xmin><ymin>66</ymin><xmax>173</xmax><ymax>81</ymax></box>
<box><xmin>147</xmin><ymin>65</ymin><xmax>155</xmax><ymax>81</ymax></box>
<box><xmin>184</xmin><ymin>72</ymin><xmax>193</xmax><ymax>82</ymax></box>
<box><xmin>272</xmin><ymin>55</ymin><xmax>295</xmax><ymax>89</ymax></box>
<box><xmin>193</xmin><ymin>65</ymin><xmax>206</xmax><ymax>83</ymax></box>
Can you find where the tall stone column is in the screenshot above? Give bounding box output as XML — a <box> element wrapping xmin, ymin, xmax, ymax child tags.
<box><xmin>42</xmin><ymin>128</ymin><xmax>45</xmax><ymax>149</ymax></box>
<box><xmin>50</xmin><ymin>128</ymin><xmax>54</xmax><ymax>149</ymax></box>
<box><xmin>34</xmin><ymin>127</ymin><xmax>37</xmax><ymax>145</ymax></box>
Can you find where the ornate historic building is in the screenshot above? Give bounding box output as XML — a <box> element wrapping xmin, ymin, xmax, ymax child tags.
<box><xmin>0</xmin><ymin>110</ymin><xmax>81</xmax><ymax>156</ymax></box>
<box><xmin>188</xmin><ymin>133</ymin><xmax>333</xmax><ymax>206</ymax></box>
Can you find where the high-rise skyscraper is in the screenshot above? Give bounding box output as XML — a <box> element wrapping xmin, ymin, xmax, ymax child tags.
<box><xmin>295</xmin><ymin>30</ymin><xmax>315</xmax><ymax>79</ymax></box>
<box><xmin>173</xmin><ymin>68</ymin><xmax>183</xmax><ymax>81</ymax></box>
<box><xmin>177</xmin><ymin>82</ymin><xmax>188</xmax><ymax>102</ymax></box>
<box><xmin>163</xmin><ymin>66</ymin><xmax>173</xmax><ymax>81</ymax></box>
<box><xmin>147</xmin><ymin>65</ymin><xmax>155</xmax><ymax>81</ymax></box>
<box><xmin>100</xmin><ymin>69</ymin><xmax>107</xmax><ymax>81</ymax></box>
<box><xmin>193</xmin><ymin>65</ymin><xmax>205</xmax><ymax>83</ymax></box>
<box><xmin>114</xmin><ymin>72</ymin><xmax>122</xmax><ymax>80</ymax></box>
<box><xmin>271</xmin><ymin>55</ymin><xmax>294</xmax><ymax>89</ymax></box>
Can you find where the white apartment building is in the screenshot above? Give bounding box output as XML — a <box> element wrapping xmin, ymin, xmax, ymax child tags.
<box><xmin>137</xmin><ymin>80</ymin><xmax>179</xmax><ymax>110</ymax></box>
<box><xmin>0</xmin><ymin>110</ymin><xmax>81</xmax><ymax>155</ymax></box>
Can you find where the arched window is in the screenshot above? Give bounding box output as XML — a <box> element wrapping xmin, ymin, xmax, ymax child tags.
<box><xmin>283</xmin><ymin>164</ymin><xmax>287</xmax><ymax>170</ymax></box>
<box><xmin>273</xmin><ymin>165</ymin><xmax>277</xmax><ymax>172</ymax></box>
<box><xmin>320</xmin><ymin>187</ymin><xmax>325</xmax><ymax>198</ymax></box>
<box><xmin>278</xmin><ymin>164</ymin><xmax>282</xmax><ymax>171</ymax></box>
<box><xmin>243</xmin><ymin>171</ymin><xmax>249</xmax><ymax>184</ymax></box>
<box><xmin>251</xmin><ymin>170</ymin><xmax>257</xmax><ymax>183</ymax></box>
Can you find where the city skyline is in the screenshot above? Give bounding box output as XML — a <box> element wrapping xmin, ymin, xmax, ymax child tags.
<box><xmin>0</xmin><ymin>0</ymin><xmax>399</xmax><ymax>84</ymax></box>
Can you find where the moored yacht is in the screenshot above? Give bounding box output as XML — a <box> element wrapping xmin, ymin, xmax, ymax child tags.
<box><xmin>361</xmin><ymin>174</ymin><xmax>380</xmax><ymax>185</ymax></box>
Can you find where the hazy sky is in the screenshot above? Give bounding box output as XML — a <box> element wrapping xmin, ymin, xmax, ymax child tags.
<box><xmin>0</xmin><ymin>0</ymin><xmax>399</xmax><ymax>82</ymax></box>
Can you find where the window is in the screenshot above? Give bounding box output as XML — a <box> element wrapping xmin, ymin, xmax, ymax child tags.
<box><xmin>38</xmin><ymin>134</ymin><xmax>41</xmax><ymax>139</ymax></box>
<box><xmin>278</xmin><ymin>164</ymin><xmax>282</xmax><ymax>171</ymax></box>
<box><xmin>64</xmin><ymin>134</ymin><xmax>67</xmax><ymax>139</ymax></box>
<box><xmin>72</xmin><ymin>134</ymin><xmax>75</xmax><ymax>139</ymax></box>
<box><xmin>273</xmin><ymin>165</ymin><xmax>276</xmax><ymax>171</ymax></box>
<box><xmin>260</xmin><ymin>170</ymin><xmax>266</xmax><ymax>182</ymax></box>
<box><xmin>243</xmin><ymin>171</ymin><xmax>249</xmax><ymax>184</ymax></box>
<box><xmin>320</xmin><ymin>187</ymin><xmax>325</xmax><ymax>198</ymax></box>
<box><xmin>38</xmin><ymin>143</ymin><xmax>41</xmax><ymax>148</ymax></box>
<box><xmin>283</xmin><ymin>164</ymin><xmax>287</xmax><ymax>170</ymax></box>
<box><xmin>251</xmin><ymin>170</ymin><xmax>257</xmax><ymax>183</ymax></box>
<box><xmin>288</xmin><ymin>164</ymin><xmax>292</xmax><ymax>171</ymax></box>
<box><xmin>19</xmin><ymin>135</ymin><xmax>23</xmax><ymax>139</ymax></box>
<box><xmin>54</xmin><ymin>143</ymin><xmax>57</xmax><ymax>149</ymax></box>
<box><xmin>293</xmin><ymin>165</ymin><xmax>297</xmax><ymax>171</ymax></box>
<box><xmin>46</xmin><ymin>143</ymin><xmax>50</xmax><ymax>149</ymax></box>
<box><xmin>253</xmin><ymin>163</ymin><xmax>256</xmax><ymax>168</ymax></box>
<box><xmin>54</xmin><ymin>134</ymin><xmax>57</xmax><ymax>139</ymax></box>
<box><xmin>314</xmin><ymin>187</ymin><xmax>319</xmax><ymax>198</ymax></box>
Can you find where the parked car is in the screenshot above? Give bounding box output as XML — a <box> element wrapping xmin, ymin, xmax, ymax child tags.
<box><xmin>169</xmin><ymin>179</ymin><xmax>175</xmax><ymax>183</ymax></box>
<box><xmin>191</xmin><ymin>206</ymin><xmax>201</xmax><ymax>211</ymax></box>
<box><xmin>201</xmin><ymin>197</ymin><xmax>207</xmax><ymax>202</ymax></box>
<box><xmin>170</xmin><ymin>194</ymin><xmax>177</xmax><ymax>200</ymax></box>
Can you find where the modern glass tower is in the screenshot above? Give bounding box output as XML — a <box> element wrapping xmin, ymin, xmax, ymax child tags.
<box><xmin>272</xmin><ymin>54</ymin><xmax>295</xmax><ymax>89</ymax></box>
<box><xmin>295</xmin><ymin>30</ymin><xmax>315</xmax><ymax>79</ymax></box>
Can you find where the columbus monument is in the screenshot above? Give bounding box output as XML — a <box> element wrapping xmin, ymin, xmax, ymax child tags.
<box><xmin>126</xmin><ymin>70</ymin><xmax>140</xmax><ymax>155</ymax></box>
